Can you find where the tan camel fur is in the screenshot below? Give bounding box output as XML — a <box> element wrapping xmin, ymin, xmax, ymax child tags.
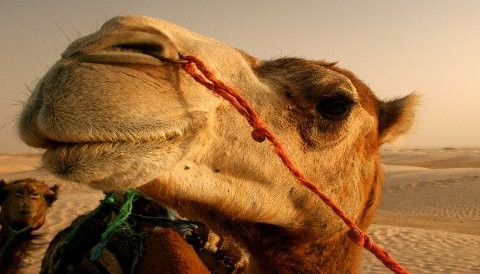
<box><xmin>0</xmin><ymin>178</ymin><xmax>58</xmax><ymax>273</ymax></box>
<box><xmin>18</xmin><ymin>15</ymin><xmax>417</xmax><ymax>272</ymax></box>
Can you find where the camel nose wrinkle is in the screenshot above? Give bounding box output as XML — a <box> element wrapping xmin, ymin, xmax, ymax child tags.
<box><xmin>62</xmin><ymin>20</ymin><xmax>180</xmax><ymax>63</ymax></box>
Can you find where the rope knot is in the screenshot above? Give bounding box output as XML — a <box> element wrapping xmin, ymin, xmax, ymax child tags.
<box><xmin>251</xmin><ymin>128</ymin><xmax>268</xmax><ymax>142</ymax></box>
<box><xmin>348</xmin><ymin>228</ymin><xmax>374</xmax><ymax>249</ymax></box>
<box><xmin>347</xmin><ymin>228</ymin><xmax>365</xmax><ymax>245</ymax></box>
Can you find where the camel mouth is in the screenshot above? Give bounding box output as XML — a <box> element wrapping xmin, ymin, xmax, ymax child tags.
<box><xmin>42</xmin><ymin>127</ymin><xmax>185</xmax><ymax>150</ymax></box>
<box><xmin>41</xmin><ymin>125</ymin><xmax>193</xmax><ymax>155</ymax></box>
<box><xmin>43</xmin><ymin>137</ymin><xmax>179</xmax><ymax>155</ymax></box>
<box><xmin>37</xmin><ymin>129</ymin><xmax>180</xmax><ymax>152</ymax></box>
<box><xmin>29</xmin><ymin>111</ymin><xmax>208</xmax><ymax>150</ymax></box>
<box><xmin>41</xmin><ymin>139</ymin><xmax>185</xmax><ymax>184</ymax></box>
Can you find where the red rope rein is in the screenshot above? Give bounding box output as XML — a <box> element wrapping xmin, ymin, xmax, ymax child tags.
<box><xmin>180</xmin><ymin>55</ymin><xmax>410</xmax><ymax>274</ymax></box>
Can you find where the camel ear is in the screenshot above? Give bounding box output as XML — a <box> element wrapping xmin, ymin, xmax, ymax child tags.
<box><xmin>49</xmin><ymin>184</ymin><xmax>59</xmax><ymax>194</ymax></box>
<box><xmin>378</xmin><ymin>93</ymin><xmax>419</xmax><ymax>144</ymax></box>
<box><xmin>44</xmin><ymin>185</ymin><xmax>59</xmax><ymax>205</ymax></box>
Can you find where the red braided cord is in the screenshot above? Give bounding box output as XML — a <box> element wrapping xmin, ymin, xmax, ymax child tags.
<box><xmin>180</xmin><ymin>55</ymin><xmax>410</xmax><ymax>274</ymax></box>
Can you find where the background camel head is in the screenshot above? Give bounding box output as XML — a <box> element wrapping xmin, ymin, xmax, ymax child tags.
<box><xmin>18</xmin><ymin>16</ymin><xmax>417</xmax><ymax>240</ymax></box>
<box><xmin>0</xmin><ymin>179</ymin><xmax>58</xmax><ymax>231</ymax></box>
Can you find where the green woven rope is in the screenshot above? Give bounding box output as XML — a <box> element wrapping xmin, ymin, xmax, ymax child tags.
<box><xmin>90</xmin><ymin>190</ymin><xmax>139</xmax><ymax>261</ymax></box>
<box><xmin>100</xmin><ymin>190</ymin><xmax>138</xmax><ymax>241</ymax></box>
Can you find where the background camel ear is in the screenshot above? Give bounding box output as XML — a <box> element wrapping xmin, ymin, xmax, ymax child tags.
<box><xmin>44</xmin><ymin>184</ymin><xmax>59</xmax><ymax>205</ymax></box>
<box><xmin>378</xmin><ymin>93</ymin><xmax>419</xmax><ymax>144</ymax></box>
<box><xmin>49</xmin><ymin>184</ymin><xmax>59</xmax><ymax>193</ymax></box>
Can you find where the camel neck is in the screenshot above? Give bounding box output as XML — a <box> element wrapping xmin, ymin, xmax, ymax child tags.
<box><xmin>0</xmin><ymin>229</ymin><xmax>35</xmax><ymax>273</ymax></box>
<box><xmin>232</xmin><ymin>223</ymin><xmax>361</xmax><ymax>273</ymax></box>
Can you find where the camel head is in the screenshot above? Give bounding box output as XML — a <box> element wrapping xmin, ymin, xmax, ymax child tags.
<box><xmin>0</xmin><ymin>179</ymin><xmax>58</xmax><ymax>232</ymax></box>
<box><xmin>19</xmin><ymin>15</ymin><xmax>417</xmax><ymax>271</ymax></box>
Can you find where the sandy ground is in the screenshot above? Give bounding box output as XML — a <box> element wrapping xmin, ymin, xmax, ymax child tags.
<box><xmin>1</xmin><ymin>148</ymin><xmax>479</xmax><ymax>273</ymax></box>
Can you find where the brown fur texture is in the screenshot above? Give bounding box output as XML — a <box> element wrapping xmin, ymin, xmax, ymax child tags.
<box><xmin>0</xmin><ymin>178</ymin><xmax>58</xmax><ymax>273</ymax></box>
<box><xmin>18</xmin><ymin>15</ymin><xmax>418</xmax><ymax>272</ymax></box>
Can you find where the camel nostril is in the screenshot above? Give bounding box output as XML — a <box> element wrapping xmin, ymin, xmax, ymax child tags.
<box><xmin>109</xmin><ymin>43</ymin><xmax>164</xmax><ymax>56</ymax></box>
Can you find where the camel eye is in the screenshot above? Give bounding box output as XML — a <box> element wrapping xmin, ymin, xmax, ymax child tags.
<box><xmin>315</xmin><ymin>95</ymin><xmax>353</xmax><ymax>121</ymax></box>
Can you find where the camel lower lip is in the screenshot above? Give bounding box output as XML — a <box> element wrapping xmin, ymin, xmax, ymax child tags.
<box><xmin>35</xmin><ymin>114</ymin><xmax>207</xmax><ymax>151</ymax></box>
<box><xmin>44</xmin><ymin>128</ymin><xmax>189</xmax><ymax>151</ymax></box>
<box><xmin>44</xmin><ymin>140</ymin><xmax>172</xmax><ymax>156</ymax></box>
<box><xmin>41</xmin><ymin>137</ymin><xmax>190</xmax><ymax>184</ymax></box>
<box><xmin>47</xmin><ymin>141</ymin><xmax>132</xmax><ymax>149</ymax></box>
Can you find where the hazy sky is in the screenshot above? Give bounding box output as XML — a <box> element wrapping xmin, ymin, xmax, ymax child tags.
<box><xmin>1</xmin><ymin>0</ymin><xmax>479</xmax><ymax>153</ymax></box>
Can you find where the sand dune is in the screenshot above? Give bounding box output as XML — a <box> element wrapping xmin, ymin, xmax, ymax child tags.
<box><xmin>363</xmin><ymin>148</ymin><xmax>480</xmax><ymax>273</ymax></box>
<box><xmin>362</xmin><ymin>225</ymin><xmax>480</xmax><ymax>273</ymax></box>
<box><xmin>1</xmin><ymin>149</ymin><xmax>479</xmax><ymax>273</ymax></box>
<box><xmin>381</xmin><ymin>147</ymin><xmax>480</xmax><ymax>169</ymax></box>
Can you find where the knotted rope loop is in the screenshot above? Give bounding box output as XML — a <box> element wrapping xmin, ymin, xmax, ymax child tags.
<box><xmin>251</xmin><ymin>128</ymin><xmax>268</xmax><ymax>142</ymax></box>
<box><xmin>180</xmin><ymin>55</ymin><xmax>268</xmax><ymax>136</ymax></box>
<box><xmin>348</xmin><ymin>228</ymin><xmax>409</xmax><ymax>274</ymax></box>
<box><xmin>179</xmin><ymin>55</ymin><xmax>410</xmax><ymax>274</ymax></box>
<box><xmin>348</xmin><ymin>228</ymin><xmax>371</xmax><ymax>248</ymax></box>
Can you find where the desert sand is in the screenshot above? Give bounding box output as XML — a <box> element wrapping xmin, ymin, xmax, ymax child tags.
<box><xmin>1</xmin><ymin>148</ymin><xmax>479</xmax><ymax>273</ymax></box>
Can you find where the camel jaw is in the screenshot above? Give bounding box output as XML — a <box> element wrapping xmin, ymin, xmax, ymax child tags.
<box><xmin>20</xmin><ymin>77</ymin><xmax>209</xmax><ymax>190</ymax></box>
<box><xmin>37</xmin><ymin>116</ymin><xmax>207</xmax><ymax>190</ymax></box>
